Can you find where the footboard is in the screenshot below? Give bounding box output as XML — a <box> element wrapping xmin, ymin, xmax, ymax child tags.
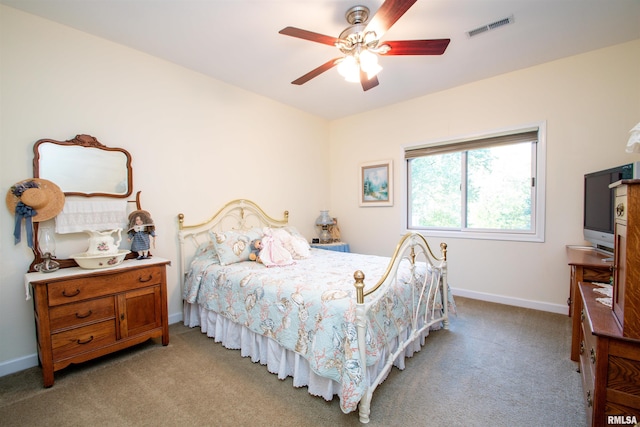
<box><xmin>353</xmin><ymin>232</ymin><xmax>448</xmax><ymax>424</ymax></box>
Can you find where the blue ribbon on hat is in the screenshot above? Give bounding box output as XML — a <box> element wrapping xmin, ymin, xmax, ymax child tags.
<box><xmin>14</xmin><ymin>202</ymin><xmax>37</xmax><ymax>248</ymax></box>
<box><xmin>11</xmin><ymin>180</ymin><xmax>40</xmax><ymax>248</ymax></box>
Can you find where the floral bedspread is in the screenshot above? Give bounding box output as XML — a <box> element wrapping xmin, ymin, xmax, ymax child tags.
<box><xmin>183</xmin><ymin>248</ymin><xmax>450</xmax><ymax>413</ymax></box>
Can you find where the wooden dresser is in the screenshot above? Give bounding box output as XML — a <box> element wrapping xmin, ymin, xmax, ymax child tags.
<box><xmin>567</xmin><ymin>246</ymin><xmax>613</xmax><ymax>362</ymax></box>
<box><xmin>25</xmin><ymin>257</ymin><xmax>170</xmax><ymax>387</ymax></box>
<box><xmin>578</xmin><ymin>283</ymin><xmax>640</xmax><ymax>426</ymax></box>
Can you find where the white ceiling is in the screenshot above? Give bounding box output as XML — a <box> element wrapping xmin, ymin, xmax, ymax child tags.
<box><xmin>2</xmin><ymin>0</ymin><xmax>639</xmax><ymax>120</ymax></box>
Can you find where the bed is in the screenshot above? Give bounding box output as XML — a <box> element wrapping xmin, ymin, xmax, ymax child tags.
<box><xmin>177</xmin><ymin>199</ymin><xmax>454</xmax><ymax>423</ymax></box>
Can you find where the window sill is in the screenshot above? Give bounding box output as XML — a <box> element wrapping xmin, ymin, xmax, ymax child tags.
<box><xmin>407</xmin><ymin>228</ymin><xmax>544</xmax><ymax>243</ymax></box>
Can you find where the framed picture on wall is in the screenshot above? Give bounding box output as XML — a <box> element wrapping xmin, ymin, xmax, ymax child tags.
<box><xmin>359</xmin><ymin>160</ymin><xmax>393</xmax><ymax>207</ymax></box>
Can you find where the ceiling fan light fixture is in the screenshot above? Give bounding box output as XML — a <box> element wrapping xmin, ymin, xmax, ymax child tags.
<box><xmin>337</xmin><ymin>55</ymin><xmax>360</xmax><ymax>82</ymax></box>
<box><xmin>359</xmin><ymin>49</ymin><xmax>382</xmax><ymax>79</ymax></box>
<box><xmin>337</xmin><ymin>49</ymin><xmax>382</xmax><ymax>83</ymax></box>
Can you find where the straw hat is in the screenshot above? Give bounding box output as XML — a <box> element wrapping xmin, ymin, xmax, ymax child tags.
<box><xmin>6</xmin><ymin>178</ymin><xmax>65</xmax><ymax>222</ymax></box>
<box><xmin>127</xmin><ymin>209</ymin><xmax>154</xmax><ymax>231</ymax></box>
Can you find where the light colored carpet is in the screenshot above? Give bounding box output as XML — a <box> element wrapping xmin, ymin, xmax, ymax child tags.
<box><xmin>0</xmin><ymin>297</ymin><xmax>585</xmax><ymax>426</ymax></box>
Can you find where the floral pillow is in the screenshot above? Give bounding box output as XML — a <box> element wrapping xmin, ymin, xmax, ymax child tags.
<box><xmin>193</xmin><ymin>240</ymin><xmax>220</xmax><ymax>264</ymax></box>
<box><xmin>210</xmin><ymin>228</ymin><xmax>263</xmax><ymax>265</ymax></box>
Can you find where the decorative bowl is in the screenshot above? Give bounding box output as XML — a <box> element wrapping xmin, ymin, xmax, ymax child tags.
<box><xmin>71</xmin><ymin>250</ymin><xmax>130</xmax><ymax>269</ymax></box>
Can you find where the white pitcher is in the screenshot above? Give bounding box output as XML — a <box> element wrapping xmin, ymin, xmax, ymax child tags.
<box><xmin>85</xmin><ymin>228</ymin><xmax>122</xmax><ymax>255</ymax></box>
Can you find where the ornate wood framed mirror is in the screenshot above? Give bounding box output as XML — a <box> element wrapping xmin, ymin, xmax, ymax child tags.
<box><xmin>34</xmin><ymin>134</ymin><xmax>132</xmax><ymax>198</ymax></box>
<box><xmin>30</xmin><ymin>134</ymin><xmax>134</xmax><ymax>271</ymax></box>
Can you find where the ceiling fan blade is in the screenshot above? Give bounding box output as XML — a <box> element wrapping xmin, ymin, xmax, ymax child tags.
<box><xmin>279</xmin><ymin>27</ymin><xmax>339</xmax><ymax>46</ymax></box>
<box><xmin>383</xmin><ymin>39</ymin><xmax>451</xmax><ymax>55</ymax></box>
<box><xmin>360</xmin><ymin>71</ymin><xmax>379</xmax><ymax>91</ymax></box>
<box><xmin>291</xmin><ymin>58</ymin><xmax>341</xmax><ymax>85</ymax></box>
<box><xmin>365</xmin><ymin>0</ymin><xmax>418</xmax><ymax>38</ymax></box>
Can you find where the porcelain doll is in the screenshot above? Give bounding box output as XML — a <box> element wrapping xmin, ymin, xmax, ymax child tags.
<box><xmin>127</xmin><ymin>209</ymin><xmax>156</xmax><ymax>259</ymax></box>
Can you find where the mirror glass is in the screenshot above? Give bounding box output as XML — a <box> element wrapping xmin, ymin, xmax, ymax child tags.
<box><xmin>30</xmin><ymin>135</ymin><xmax>135</xmax><ymax>271</ymax></box>
<box><xmin>34</xmin><ymin>135</ymin><xmax>132</xmax><ymax>197</ymax></box>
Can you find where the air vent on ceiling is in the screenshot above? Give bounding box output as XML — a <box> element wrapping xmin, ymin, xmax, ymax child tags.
<box><xmin>467</xmin><ymin>15</ymin><xmax>514</xmax><ymax>38</ymax></box>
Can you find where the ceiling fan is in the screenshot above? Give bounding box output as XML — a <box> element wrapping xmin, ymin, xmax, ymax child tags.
<box><xmin>279</xmin><ymin>0</ymin><xmax>450</xmax><ymax>91</ymax></box>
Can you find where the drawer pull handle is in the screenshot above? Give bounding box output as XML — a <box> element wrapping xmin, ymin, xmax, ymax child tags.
<box><xmin>590</xmin><ymin>348</ymin><xmax>596</xmax><ymax>364</ymax></box>
<box><xmin>581</xmin><ymin>309</ymin><xmax>585</xmax><ymax>322</ymax></box>
<box><xmin>62</xmin><ymin>288</ymin><xmax>80</xmax><ymax>298</ymax></box>
<box><xmin>138</xmin><ymin>275</ymin><xmax>153</xmax><ymax>283</ymax></box>
<box><xmin>580</xmin><ymin>341</ymin><xmax>585</xmax><ymax>355</ymax></box>
<box><xmin>586</xmin><ymin>390</ymin><xmax>593</xmax><ymax>407</ymax></box>
<box><xmin>77</xmin><ymin>336</ymin><xmax>94</xmax><ymax>345</ymax></box>
<box><xmin>616</xmin><ymin>203</ymin><xmax>625</xmax><ymax>217</ymax></box>
<box><xmin>75</xmin><ymin>310</ymin><xmax>92</xmax><ymax>319</ymax></box>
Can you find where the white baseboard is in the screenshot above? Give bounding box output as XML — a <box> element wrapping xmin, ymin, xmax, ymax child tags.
<box><xmin>0</xmin><ymin>310</ymin><xmax>185</xmax><ymax>379</ymax></box>
<box><xmin>0</xmin><ymin>353</ymin><xmax>39</xmax><ymax>378</ymax></box>
<box><xmin>451</xmin><ymin>287</ymin><xmax>569</xmax><ymax>315</ymax></box>
<box><xmin>168</xmin><ymin>311</ymin><xmax>183</xmax><ymax>325</ymax></box>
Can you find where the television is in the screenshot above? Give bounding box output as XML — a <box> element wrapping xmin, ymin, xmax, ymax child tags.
<box><xmin>583</xmin><ymin>162</ymin><xmax>640</xmax><ymax>254</ymax></box>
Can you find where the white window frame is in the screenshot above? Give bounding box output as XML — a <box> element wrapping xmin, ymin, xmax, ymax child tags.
<box><xmin>403</xmin><ymin>122</ymin><xmax>546</xmax><ymax>243</ymax></box>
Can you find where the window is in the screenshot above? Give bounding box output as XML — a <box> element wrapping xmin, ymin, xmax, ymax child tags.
<box><xmin>405</xmin><ymin>124</ymin><xmax>546</xmax><ymax>242</ymax></box>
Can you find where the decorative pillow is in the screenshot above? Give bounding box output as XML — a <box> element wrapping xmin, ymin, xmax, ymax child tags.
<box><xmin>282</xmin><ymin>226</ymin><xmax>310</xmax><ymax>259</ymax></box>
<box><xmin>210</xmin><ymin>228</ymin><xmax>263</xmax><ymax>266</ymax></box>
<box><xmin>193</xmin><ymin>240</ymin><xmax>220</xmax><ymax>264</ymax></box>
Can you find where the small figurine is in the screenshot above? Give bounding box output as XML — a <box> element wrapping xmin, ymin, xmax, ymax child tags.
<box><xmin>127</xmin><ymin>209</ymin><xmax>156</xmax><ymax>260</ymax></box>
<box><xmin>249</xmin><ymin>239</ymin><xmax>262</xmax><ymax>263</ymax></box>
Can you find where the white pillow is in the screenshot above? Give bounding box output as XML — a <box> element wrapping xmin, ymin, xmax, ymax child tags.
<box><xmin>280</xmin><ymin>226</ymin><xmax>310</xmax><ymax>259</ymax></box>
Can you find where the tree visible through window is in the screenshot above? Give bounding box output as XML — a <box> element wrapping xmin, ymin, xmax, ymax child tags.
<box><xmin>406</xmin><ymin>127</ymin><xmax>544</xmax><ymax>241</ymax></box>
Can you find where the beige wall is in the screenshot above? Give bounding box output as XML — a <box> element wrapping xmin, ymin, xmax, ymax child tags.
<box><xmin>0</xmin><ymin>6</ymin><xmax>329</xmax><ymax>374</ymax></box>
<box><xmin>1</xmin><ymin>4</ymin><xmax>639</xmax><ymax>376</ymax></box>
<box><xmin>329</xmin><ymin>39</ymin><xmax>640</xmax><ymax>311</ymax></box>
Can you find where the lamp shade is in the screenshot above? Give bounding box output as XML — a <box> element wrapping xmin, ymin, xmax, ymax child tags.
<box><xmin>337</xmin><ymin>56</ymin><xmax>360</xmax><ymax>83</ymax></box>
<box><xmin>316</xmin><ymin>210</ymin><xmax>334</xmax><ymax>226</ymax></box>
<box><xmin>359</xmin><ymin>49</ymin><xmax>382</xmax><ymax>79</ymax></box>
<box><xmin>626</xmin><ymin>122</ymin><xmax>640</xmax><ymax>153</ymax></box>
<box><xmin>38</xmin><ymin>226</ymin><xmax>56</xmax><ymax>255</ymax></box>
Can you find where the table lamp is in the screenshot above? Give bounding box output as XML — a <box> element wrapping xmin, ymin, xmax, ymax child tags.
<box><xmin>315</xmin><ymin>210</ymin><xmax>334</xmax><ymax>244</ymax></box>
<box><xmin>35</xmin><ymin>226</ymin><xmax>59</xmax><ymax>273</ymax></box>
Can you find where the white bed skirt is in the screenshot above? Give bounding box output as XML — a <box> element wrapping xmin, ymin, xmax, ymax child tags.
<box><xmin>183</xmin><ymin>301</ymin><xmax>432</xmax><ymax>410</ymax></box>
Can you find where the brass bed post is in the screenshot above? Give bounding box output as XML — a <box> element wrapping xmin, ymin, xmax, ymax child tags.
<box><xmin>177</xmin><ymin>213</ymin><xmax>186</xmax><ymax>298</ymax></box>
<box><xmin>440</xmin><ymin>242</ymin><xmax>449</xmax><ymax>328</ymax></box>
<box><xmin>354</xmin><ymin>271</ymin><xmax>365</xmax><ymax>305</ymax></box>
<box><xmin>352</xmin><ymin>269</ymin><xmax>371</xmax><ymax>423</ymax></box>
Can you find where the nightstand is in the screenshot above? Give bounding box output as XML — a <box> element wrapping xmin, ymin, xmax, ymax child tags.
<box><xmin>25</xmin><ymin>257</ymin><xmax>170</xmax><ymax>387</ymax></box>
<box><xmin>310</xmin><ymin>242</ymin><xmax>350</xmax><ymax>253</ymax></box>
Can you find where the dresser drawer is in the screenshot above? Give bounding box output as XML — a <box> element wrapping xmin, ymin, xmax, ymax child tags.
<box><xmin>47</xmin><ymin>265</ymin><xmax>165</xmax><ymax>306</ymax></box>
<box><xmin>579</xmin><ymin>321</ymin><xmax>595</xmax><ymax>425</ymax></box>
<box><xmin>580</xmin><ymin>322</ymin><xmax>595</xmax><ymax>382</ymax></box>
<box><xmin>52</xmin><ymin>320</ymin><xmax>117</xmax><ymax>361</ymax></box>
<box><xmin>581</xmin><ymin>309</ymin><xmax>598</xmax><ymax>368</ymax></box>
<box><xmin>49</xmin><ymin>297</ymin><xmax>115</xmax><ymax>331</ymax></box>
<box><xmin>582</xmin><ymin>267</ymin><xmax>612</xmax><ymax>283</ymax></box>
<box><xmin>579</xmin><ymin>348</ymin><xmax>595</xmax><ymax>422</ymax></box>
